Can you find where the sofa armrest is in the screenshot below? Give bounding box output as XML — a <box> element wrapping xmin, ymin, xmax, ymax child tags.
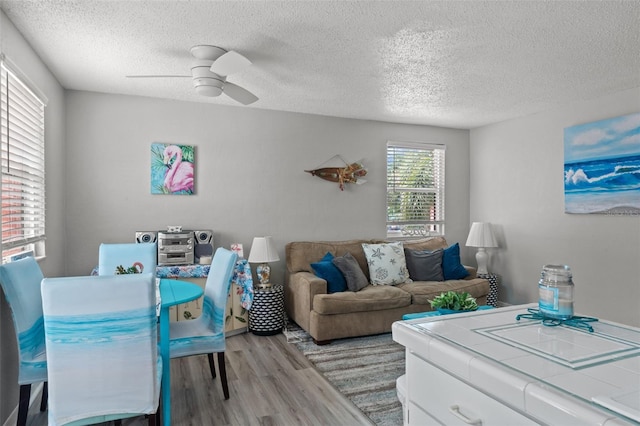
<box><xmin>285</xmin><ymin>271</ymin><xmax>327</xmax><ymax>332</ymax></box>
<box><xmin>464</xmin><ymin>266</ymin><xmax>478</xmax><ymax>279</ymax></box>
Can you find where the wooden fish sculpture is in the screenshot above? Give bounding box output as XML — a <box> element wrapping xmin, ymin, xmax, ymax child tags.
<box><xmin>305</xmin><ymin>158</ymin><xmax>367</xmax><ymax>190</ymax></box>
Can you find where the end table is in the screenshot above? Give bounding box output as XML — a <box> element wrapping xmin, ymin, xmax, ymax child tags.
<box><xmin>249</xmin><ymin>284</ymin><xmax>284</xmax><ymax>335</ymax></box>
<box><xmin>478</xmin><ymin>273</ymin><xmax>499</xmax><ymax>307</ymax></box>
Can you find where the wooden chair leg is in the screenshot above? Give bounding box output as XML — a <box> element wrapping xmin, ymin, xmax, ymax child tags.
<box><xmin>147</xmin><ymin>413</ymin><xmax>156</xmax><ymax>426</ymax></box>
<box><xmin>18</xmin><ymin>384</ymin><xmax>31</xmax><ymax>426</ymax></box>
<box><xmin>40</xmin><ymin>381</ymin><xmax>48</xmax><ymax>411</ymax></box>
<box><xmin>217</xmin><ymin>352</ymin><xmax>229</xmax><ymax>400</ymax></box>
<box><xmin>207</xmin><ymin>353</ymin><xmax>216</xmax><ymax>379</ymax></box>
<box><xmin>114</xmin><ymin>420</ymin><xmax>122</xmax><ymax>426</ymax></box>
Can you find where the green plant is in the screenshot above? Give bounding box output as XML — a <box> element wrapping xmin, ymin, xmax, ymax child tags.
<box><xmin>429</xmin><ymin>291</ymin><xmax>478</xmax><ymax>311</ymax></box>
<box><xmin>115</xmin><ymin>264</ymin><xmax>142</xmax><ymax>274</ymax></box>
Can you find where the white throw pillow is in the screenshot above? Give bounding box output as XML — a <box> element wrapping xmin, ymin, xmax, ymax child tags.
<box><xmin>362</xmin><ymin>242</ymin><xmax>412</xmax><ymax>285</ymax></box>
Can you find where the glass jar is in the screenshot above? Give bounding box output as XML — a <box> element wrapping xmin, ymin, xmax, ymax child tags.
<box><xmin>538</xmin><ymin>264</ymin><xmax>574</xmax><ymax>320</ymax></box>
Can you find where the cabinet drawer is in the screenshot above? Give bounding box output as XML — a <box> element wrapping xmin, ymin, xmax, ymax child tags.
<box><xmin>407</xmin><ymin>352</ymin><xmax>538</xmax><ymax>426</ymax></box>
<box><xmin>408</xmin><ymin>401</ymin><xmax>442</xmax><ymax>425</ymax></box>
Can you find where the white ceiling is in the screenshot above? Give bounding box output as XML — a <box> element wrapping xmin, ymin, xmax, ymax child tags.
<box><xmin>1</xmin><ymin>1</ymin><xmax>639</xmax><ymax>129</ymax></box>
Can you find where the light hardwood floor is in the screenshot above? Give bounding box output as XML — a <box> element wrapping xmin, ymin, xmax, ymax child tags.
<box><xmin>27</xmin><ymin>332</ymin><xmax>374</xmax><ymax>426</ymax></box>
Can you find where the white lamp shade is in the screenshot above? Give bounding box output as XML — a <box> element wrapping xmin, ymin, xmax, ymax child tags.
<box><xmin>465</xmin><ymin>222</ymin><xmax>497</xmax><ymax>248</ymax></box>
<box><xmin>248</xmin><ymin>236</ymin><xmax>280</xmax><ymax>263</ymax></box>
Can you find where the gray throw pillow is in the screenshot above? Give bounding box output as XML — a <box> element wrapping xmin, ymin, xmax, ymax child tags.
<box><xmin>332</xmin><ymin>252</ymin><xmax>369</xmax><ymax>291</ymax></box>
<box><xmin>404</xmin><ymin>248</ymin><xmax>444</xmax><ymax>281</ymax></box>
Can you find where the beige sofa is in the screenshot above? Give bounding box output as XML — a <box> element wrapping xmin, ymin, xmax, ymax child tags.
<box><xmin>285</xmin><ymin>237</ymin><xmax>490</xmax><ymax>343</ymax></box>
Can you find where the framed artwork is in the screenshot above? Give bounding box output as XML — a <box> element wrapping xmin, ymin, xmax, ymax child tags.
<box><xmin>564</xmin><ymin>112</ymin><xmax>640</xmax><ymax>215</ymax></box>
<box><xmin>151</xmin><ymin>143</ymin><xmax>195</xmax><ymax>195</ymax></box>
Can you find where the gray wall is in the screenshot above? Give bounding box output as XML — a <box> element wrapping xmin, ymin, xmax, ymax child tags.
<box><xmin>64</xmin><ymin>90</ymin><xmax>472</xmax><ymax>280</ymax></box>
<box><xmin>470</xmin><ymin>87</ymin><xmax>640</xmax><ymax>327</ymax></box>
<box><xmin>0</xmin><ymin>9</ymin><xmax>66</xmax><ymax>423</ymax></box>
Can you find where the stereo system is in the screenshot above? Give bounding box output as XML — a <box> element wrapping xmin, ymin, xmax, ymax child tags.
<box><xmin>135</xmin><ymin>229</ymin><xmax>213</xmax><ymax>266</ymax></box>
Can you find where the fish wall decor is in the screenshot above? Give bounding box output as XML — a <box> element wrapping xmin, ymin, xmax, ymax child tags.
<box><xmin>305</xmin><ymin>155</ymin><xmax>367</xmax><ymax>190</ymax></box>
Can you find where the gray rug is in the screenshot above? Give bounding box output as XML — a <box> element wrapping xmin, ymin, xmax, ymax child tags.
<box><xmin>286</xmin><ymin>322</ymin><xmax>404</xmax><ymax>426</ymax></box>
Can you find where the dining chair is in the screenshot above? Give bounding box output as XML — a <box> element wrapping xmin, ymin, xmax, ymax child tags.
<box><xmin>98</xmin><ymin>242</ymin><xmax>157</xmax><ymax>276</ymax></box>
<box><xmin>169</xmin><ymin>247</ymin><xmax>238</xmax><ymax>399</ymax></box>
<box><xmin>41</xmin><ymin>273</ymin><xmax>161</xmax><ymax>426</ymax></box>
<box><xmin>0</xmin><ymin>256</ymin><xmax>48</xmax><ymax>426</ymax></box>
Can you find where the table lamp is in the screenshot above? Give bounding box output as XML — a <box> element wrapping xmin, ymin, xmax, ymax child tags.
<box><xmin>248</xmin><ymin>236</ymin><xmax>280</xmax><ymax>288</ymax></box>
<box><xmin>465</xmin><ymin>222</ymin><xmax>497</xmax><ymax>275</ymax></box>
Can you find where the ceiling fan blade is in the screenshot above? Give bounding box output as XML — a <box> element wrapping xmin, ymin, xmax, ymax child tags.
<box><xmin>126</xmin><ymin>75</ymin><xmax>190</xmax><ymax>78</ymax></box>
<box><xmin>210</xmin><ymin>50</ymin><xmax>251</xmax><ymax>76</ymax></box>
<box><xmin>223</xmin><ymin>82</ymin><xmax>258</xmax><ymax>105</ymax></box>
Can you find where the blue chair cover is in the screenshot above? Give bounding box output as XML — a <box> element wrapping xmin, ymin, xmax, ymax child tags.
<box><xmin>169</xmin><ymin>248</ymin><xmax>237</xmax><ymax>356</ymax></box>
<box><xmin>98</xmin><ymin>242</ymin><xmax>157</xmax><ymax>276</ymax></box>
<box><xmin>0</xmin><ymin>256</ymin><xmax>47</xmax><ymax>385</ymax></box>
<box><xmin>0</xmin><ymin>256</ymin><xmax>48</xmax><ymax>425</ymax></box>
<box><xmin>169</xmin><ymin>248</ymin><xmax>237</xmax><ymax>398</ymax></box>
<box><xmin>41</xmin><ymin>273</ymin><xmax>161</xmax><ymax>425</ymax></box>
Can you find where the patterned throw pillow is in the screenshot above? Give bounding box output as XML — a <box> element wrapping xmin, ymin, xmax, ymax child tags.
<box><xmin>362</xmin><ymin>242</ymin><xmax>412</xmax><ymax>285</ymax></box>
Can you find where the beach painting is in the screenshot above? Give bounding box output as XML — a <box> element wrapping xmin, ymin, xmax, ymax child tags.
<box><xmin>151</xmin><ymin>143</ymin><xmax>195</xmax><ymax>195</ymax></box>
<box><xmin>564</xmin><ymin>112</ymin><xmax>640</xmax><ymax>214</ymax></box>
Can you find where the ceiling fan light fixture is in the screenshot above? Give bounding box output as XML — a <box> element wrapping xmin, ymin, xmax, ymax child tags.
<box><xmin>195</xmin><ymin>85</ymin><xmax>223</xmax><ymax>97</ymax></box>
<box><xmin>193</xmin><ymin>77</ymin><xmax>224</xmax><ymax>97</ymax></box>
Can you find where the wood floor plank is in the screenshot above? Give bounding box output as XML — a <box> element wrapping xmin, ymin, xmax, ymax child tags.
<box><xmin>27</xmin><ymin>332</ymin><xmax>374</xmax><ymax>426</ymax></box>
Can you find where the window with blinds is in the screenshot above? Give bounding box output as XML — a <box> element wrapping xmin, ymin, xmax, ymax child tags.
<box><xmin>387</xmin><ymin>141</ymin><xmax>445</xmax><ymax>238</ymax></box>
<box><xmin>1</xmin><ymin>61</ymin><xmax>46</xmax><ymax>262</ymax></box>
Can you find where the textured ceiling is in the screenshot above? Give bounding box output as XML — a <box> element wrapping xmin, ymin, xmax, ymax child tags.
<box><xmin>1</xmin><ymin>1</ymin><xmax>639</xmax><ymax>129</ymax></box>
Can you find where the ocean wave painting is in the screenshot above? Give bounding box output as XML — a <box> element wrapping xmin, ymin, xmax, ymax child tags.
<box><xmin>564</xmin><ymin>112</ymin><xmax>640</xmax><ymax>215</ymax></box>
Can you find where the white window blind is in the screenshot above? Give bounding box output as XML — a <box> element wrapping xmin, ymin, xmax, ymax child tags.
<box><xmin>387</xmin><ymin>141</ymin><xmax>445</xmax><ymax>237</ymax></box>
<box><xmin>1</xmin><ymin>61</ymin><xmax>46</xmax><ymax>262</ymax></box>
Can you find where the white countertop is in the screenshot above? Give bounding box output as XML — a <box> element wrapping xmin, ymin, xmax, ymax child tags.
<box><xmin>392</xmin><ymin>303</ymin><xmax>640</xmax><ymax>425</ymax></box>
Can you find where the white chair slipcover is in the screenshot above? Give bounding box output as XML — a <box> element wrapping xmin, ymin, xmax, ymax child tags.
<box><xmin>98</xmin><ymin>242</ymin><xmax>157</xmax><ymax>276</ymax></box>
<box><xmin>41</xmin><ymin>273</ymin><xmax>161</xmax><ymax>425</ymax></box>
<box><xmin>169</xmin><ymin>247</ymin><xmax>238</xmax><ymax>399</ymax></box>
<box><xmin>0</xmin><ymin>256</ymin><xmax>48</xmax><ymax>425</ymax></box>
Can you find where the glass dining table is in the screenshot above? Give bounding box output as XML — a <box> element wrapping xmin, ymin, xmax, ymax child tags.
<box><xmin>158</xmin><ymin>278</ymin><xmax>204</xmax><ymax>426</ymax></box>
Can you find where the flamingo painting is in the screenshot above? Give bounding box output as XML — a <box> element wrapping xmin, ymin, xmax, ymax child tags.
<box><xmin>151</xmin><ymin>143</ymin><xmax>195</xmax><ymax>194</ymax></box>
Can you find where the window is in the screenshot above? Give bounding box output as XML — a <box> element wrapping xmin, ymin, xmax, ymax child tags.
<box><xmin>1</xmin><ymin>59</ymin><xmax>46</xmax><ymax>262</ymax></box>
<box><xmin>386</xmin><ymin>141</ymin><xmax>445</xmax><ymax>238</ymax></box>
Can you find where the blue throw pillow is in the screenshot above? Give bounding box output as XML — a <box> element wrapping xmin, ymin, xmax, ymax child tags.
<box><xmin>441</xmin><ymin>243</ymin><xmax>469</xmax><ymax>280</ymax></box>
<box><xmin>311</xmin><ymin>252</ymin><xmax>347</xmax><ymax>293</ymax></box>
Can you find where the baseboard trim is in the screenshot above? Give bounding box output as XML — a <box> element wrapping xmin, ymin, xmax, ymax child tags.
<box><xmin>2</xmin><ymin>382</ymin><xmax>44</xmax><ymax>426</ymax></box>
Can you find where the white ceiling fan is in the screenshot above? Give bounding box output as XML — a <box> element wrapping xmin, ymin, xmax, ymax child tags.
<box><xmin>127</xmin><ymin>45</ymin><xmax>258</xmax><ymax>105</ymax></box>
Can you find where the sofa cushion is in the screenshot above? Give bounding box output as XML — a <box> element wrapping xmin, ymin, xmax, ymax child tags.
<box><xmin>396</xmin><ymin>278</ymin><xmax>489</xmax><ymax>305</ymax></box>
<box><xmin>311</xmin><ymin>252</ymin><xmax>347</xmax><ymax>293</ymax></box>
<box><xmin>442</xmin><ymin>243</ymin><xmax>469</xmax><ymax>280</ymax></box>
<box><xmin>332</xmin><ymin>252</ymin><xmax>369</xmax><ymax>292</ymax></box>
<box><xmin>286</xmin><ymin>239</ymin><xmax>385</xmax><ymax>279</ymax></box>
<box><xmin>362</xmin><ymin>242</ymin><xmax>411</xmax><ymax>285</ymax></box>
<box><xmin>405</xmin><ymin>248</ymin><xmax>444</xmax><ymax>281</ymax></box>
<box><xmin>313</xmin><ymin>284</ymin><xmax>412</xmax><ymax>315</ymax></box>
<box><xmin>401</xmin><ymin>236</ymin><xmax>449</xmax><ymax>251</ymax></box>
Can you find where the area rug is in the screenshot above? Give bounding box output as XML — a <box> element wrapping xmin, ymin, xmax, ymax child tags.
<box><xmin>288</xmin><ymin>323</ymin><xmax>404</xmax><ymax>426</ymax></box>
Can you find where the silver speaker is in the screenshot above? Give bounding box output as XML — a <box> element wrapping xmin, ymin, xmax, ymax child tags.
<box><xmin>193</xmin><ymin>230</ymin><xmax>213</xmax><ymax>261</ymax></box>
<box><xmin>194</xmin><ymin>230</ymin><xmax>213</xmax><ymax>244</ymax></box>
<box><xmin>135</xmin><ymin>231</ymin><xmax>157</xmax><ymax>244</ymax></box>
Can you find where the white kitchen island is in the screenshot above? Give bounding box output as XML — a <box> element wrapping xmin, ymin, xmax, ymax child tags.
<box><xmin>392</xmin><ymin>303</ymin><xmax>640</xmax><ymax>425</ymax></box>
